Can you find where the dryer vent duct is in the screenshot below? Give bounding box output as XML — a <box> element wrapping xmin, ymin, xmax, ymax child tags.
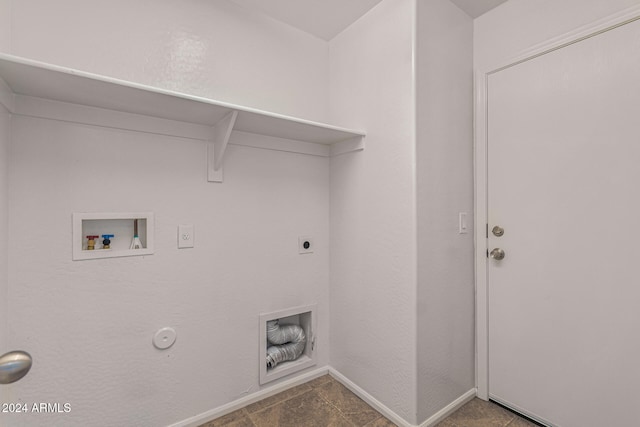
<box><xmin>266</xmin><ymin>320</ymin><xmax>306</xmax><ymax>369</ymax></box>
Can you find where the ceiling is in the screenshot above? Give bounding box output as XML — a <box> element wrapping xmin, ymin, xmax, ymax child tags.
<box><xmin>449</xmin><ymin>0</ymin><xmax>509</xmax><ymax>18</ymax></box>
<box><xmin>230</xmin><ymin>0</ymin><xmax>509</xmax><ymax>41</ymax></box>
<box><xmin>230</xmin><ymin>0</ymin><xmax>385</xmax><ymax>41</ymax></box>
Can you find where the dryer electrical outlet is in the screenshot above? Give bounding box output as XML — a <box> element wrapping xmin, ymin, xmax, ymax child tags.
<box><xmin>298</xmin><ymin>236</ymin><xmax>314</xmax><ymax>254</ymax></box>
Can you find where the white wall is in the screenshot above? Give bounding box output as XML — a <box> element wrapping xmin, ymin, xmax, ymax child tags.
<box><xmin>0</xmin><ymin>104</ymin><xmax>9</xmax><ymax>398</ymax></box>
<box><xmin>0</xmin><ymin>0</ymin><xmax>9</xmax><ymax>52</ymax></box>
<box><xmin>329</xmin><ymin>0</ymin><xmax>418</xmax><ymax>423</ymax></box>
<box><xmin>11</xmin><ymin>0</ymin><xmax>329</xmax><ymax>122</ymax></box>
<box><xmin>3</xmin><ymin>1</ymin><xmax>334</xmax><ymax>425</ymax></box>
<box><xmin>4</xmin><ymin>114</ymin><xmax>330</xmax><ymax>426</ymax></box>
<box><xmin>475</xmin><ymin>0</ymin><xmax>640</xmax><ymax>71</ymax></box>
<box><xmin>0</xmin><ymin>0</ymin><xmax>10</xmax><ymax>399</ymax></box>
<box><xmin>0</xmin><ymin>1</ymin><xmax>11</xmax><ymax>344</ymax></box>
<box><xmin>416</xmin><ymin>0</ymin><xmax>474</xmax><ymax>422</ymax></box>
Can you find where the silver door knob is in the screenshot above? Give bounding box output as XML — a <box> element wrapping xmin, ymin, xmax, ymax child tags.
<box><xmin>492</xmin><ymin>226</ymin><xmax>504</xmax><ymax>237</ymax></box>
<box><xmin>0</xmin><ymin>351</ymin><xmax>32</xmax><ymax>384</ymax></box>
<box><xmin>490</xmin><ymin>248</ymin><xmax>505</xmax><ymax>260</ymax></box>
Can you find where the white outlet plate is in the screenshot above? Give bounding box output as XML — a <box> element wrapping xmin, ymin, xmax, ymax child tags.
<box><xmin>298</xmin><ymin>236</ymin><xmax>314</xmax><ymax>254</ymax></box>
<box><xmin>178</xmin><ymin>224</ymin><xmax>195</xmax><ymax>248</ymax></box>
<box><xmin>459</xmin><ymin>212</ymin><xmax>469</xmax><ymax>234</ymax></box>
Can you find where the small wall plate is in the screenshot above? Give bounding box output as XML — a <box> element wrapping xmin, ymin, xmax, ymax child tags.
<box><xmin>298</xmin><ymin>236</ymin><xmax>314</xmax><ymax>254</ymax></box>
<box><xmin>153</xmin><ymin>327</ymin><xmax>177</xmax><ymax>350</ymax></box>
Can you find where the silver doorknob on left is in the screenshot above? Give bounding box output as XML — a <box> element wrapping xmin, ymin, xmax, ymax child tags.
<box><xmin>0</xmin><ymin>350</ymin><xmax>32</xmax><ymax>384</ymax></box>
<box><xmin>490</xmin><ymin>248</ymin><xmax>505</xmax><ymax>260</ymax></box>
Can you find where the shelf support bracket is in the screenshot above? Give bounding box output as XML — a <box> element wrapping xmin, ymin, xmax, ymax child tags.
<box><xmin>0</xmin><ymin>76</ymin><xmax>15</xmax><ymax>113</ymax></box>
<box><xmin>330</xmin><ymin>136</ymin><xmax>365</xmax><ymax>157</ymax></box>
<box><xmin>208</xmin><ymin>110</ymin><xmax>239</xmax><ymax>182</ymax></box>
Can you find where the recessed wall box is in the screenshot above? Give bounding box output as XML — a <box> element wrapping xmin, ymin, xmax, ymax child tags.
<box><xmin>259</xmin><ymin>304</ymin><xmax>317</xmax><ymax>385</ymax></box>
<box><xmin>72</xmin><ymin>212</ymin><xmax>154</xmax><ymax>260</ymax></box>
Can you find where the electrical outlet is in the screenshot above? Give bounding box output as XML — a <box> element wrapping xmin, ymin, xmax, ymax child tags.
<box><xmin>178</xmin><ymin>224</ymin><xmax>194</xmax><ymax>248</ymax></box>
<box><xmin>298</xmin><ymin>236</ymin><xmax>313</xmax><ymax>254</ymax></box>
<box><xmin>459</xmin><ymin>212</ymin><xmax>469</xmax><ymax>234</ymax></box>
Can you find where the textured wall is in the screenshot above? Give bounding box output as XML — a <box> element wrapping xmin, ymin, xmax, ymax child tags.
<box><xmin>329</xmin><ymin>0</ymin><xmax>418</xmax><ymax>423</ymax></box>
<box><xmin>415</xmin><ymin>0</ymin><xmax>474</xmax><ymax>423</ymax></box>
<box><xmin>11</xmin><ymin>0</ymin><xmax>330</xmax><ymax>122</ymax></box>
<box><xmin>4</xmin><ymin>115</ymin><xmax>330</xmax><ymax>426</ymax></box>
<box><xmin>0</xmin><ymin>0</ymin><xmax>9</xmax><ymax>52</ymax></box>
<box><xmin>474</xmin><ymin>0</ymin><xmax>640</xmax><ymax>71</ymax></box>
<box><xmin>0</xmin><ymin>106</ymin><xmax>9</xmax><ymax>405</ymax></box>
<box><xmin>0</xmin><ymin>0</ymin><xmax>9</xmax><ymax>396</ymax></box>
<box><xmin>3</xmin><ymin>1</ymin><xmax>334</xmax><ymax>425</ymax></box>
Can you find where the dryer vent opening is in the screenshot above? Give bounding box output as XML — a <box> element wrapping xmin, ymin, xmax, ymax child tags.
<box><xmin>266</xmin><ymin>320</ymin><xmax>306</xmax><ymax>369</ymax></box>
<box><xmin>259</xmin><ymin>305</ymin><xmax>317</xmax><ymax>385</ymax></box>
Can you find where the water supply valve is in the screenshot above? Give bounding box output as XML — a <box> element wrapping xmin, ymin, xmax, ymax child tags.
<box><xmin>101</xmin><ymin>234</ymin><xmax>114</xmax><ymax>249</ymax></box>
<box><xmin>86</xmin><ymin>235</ymin><xmax>99</xmax><ymax>250</ymax></box>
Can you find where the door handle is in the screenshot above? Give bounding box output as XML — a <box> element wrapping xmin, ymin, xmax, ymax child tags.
<box><xmin>0</xmin><ymin>351</ymin><xmax>32</xmax><ymax>384</ymax></box>
<box><xmin>490</xmin><ymin>248</ymin><xmax>505</xmax><ymax>260</ymax></box>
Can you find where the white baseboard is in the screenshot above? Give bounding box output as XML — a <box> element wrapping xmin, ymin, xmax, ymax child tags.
<box><xmin>418</xmin><ymin>388</ymin><xmax>477</xmax><ymax>427</ymax></box>
<box><xmin>329</xmin><ymin>368</ymin><xmax>476</xmax><ymax>427</ymax></box>
<box><xmin>327</xmin><ymin>368</ymin><xmax>413</xmax><ymax>427</ymax></box>
<box><xmin>167</xmin><ymin>367</ymin><xmax>329</xmax><ymax>427</ymax></box>
<box><xmin>169</xmin><ymin>366</ymin><xmax>476</xmax><ymax>427</ymax></box>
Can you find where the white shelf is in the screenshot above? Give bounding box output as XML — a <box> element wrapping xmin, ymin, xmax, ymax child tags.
<box><xmin>0</xmin><ymin>54</ymin><xmax>365</xmax><ymax>182</ymax></box>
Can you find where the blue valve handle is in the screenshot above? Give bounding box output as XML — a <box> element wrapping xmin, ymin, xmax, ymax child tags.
<box><xmin>101</xmin><ymin>234</ymin><xmax>114</xmax><ymax>247</ymax></box>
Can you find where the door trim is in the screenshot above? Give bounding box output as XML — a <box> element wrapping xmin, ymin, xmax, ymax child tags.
<box><xmin>474</xmin><ymin>3</ymin><xmax>640</xmax><ymax>400</ymax></box>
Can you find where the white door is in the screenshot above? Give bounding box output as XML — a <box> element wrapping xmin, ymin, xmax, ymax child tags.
<box><xmin>487</xmin><ymin>18</ymin><xmax>640</xmax><ymax>427</ymax></box>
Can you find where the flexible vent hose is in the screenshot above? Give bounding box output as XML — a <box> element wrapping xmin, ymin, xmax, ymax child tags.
<box><xmin>266</xmin><ymin>320</ymin><xmax>306</xmax><ymax>369</ymax></box>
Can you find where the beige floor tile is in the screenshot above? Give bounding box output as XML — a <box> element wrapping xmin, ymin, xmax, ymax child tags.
<box><xmin>305</xmin><ymin>374</ymin><xmax>335</xmax><ymax>389</ymax></box>
<box><xmin>316</xmin><ymin>380</ymin><xmax>381</xmax><ymax>426</ymax></box>
<box><xmin>363</xmin><ymin>415</ymin><xmax>398</xmax><ymax>426</ymax></box>
<box><xmin>199</xmin><ymin>408</ymin><xmax>255</xmax><ymax>427</ymax></box>
<box><xmin>200</xmin><ymin>377</ymin><xmax>539</xmax><ymax>427</ymax></box>
<box><xmin>244</xmin><ymin>383</ymin><xmax>313</xmax><ymax>414</ymax></box>
<box><xmin>505</xmin><ymin>416</ymin><xmax>538</xmax><ymax>427</ymax></box>
<box><xmin>444</xmin><ymin>398</ymin><xmax>515</xmax><ymax>427</ymax></box>
<box><xmin>248</xmin><ymin>389</ymin><xmax>353</xmax><ymax>427</ymax></box>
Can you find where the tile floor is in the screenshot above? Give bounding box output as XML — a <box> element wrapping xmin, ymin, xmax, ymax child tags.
<box><xmin>434</xmin><ymin>398</ymin><xmax>538</xmax><ymax>427</ymax></box>
<box><xmin>198</xmin><ymin>375</ymin><xmax>537</xmax><ymax>427</ymax></box>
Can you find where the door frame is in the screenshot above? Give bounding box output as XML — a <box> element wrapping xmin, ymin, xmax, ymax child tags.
<box><xmin>474</xmin><ymin>4</ymin><xmax>640</xmax><ymax>400</ymax></box>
